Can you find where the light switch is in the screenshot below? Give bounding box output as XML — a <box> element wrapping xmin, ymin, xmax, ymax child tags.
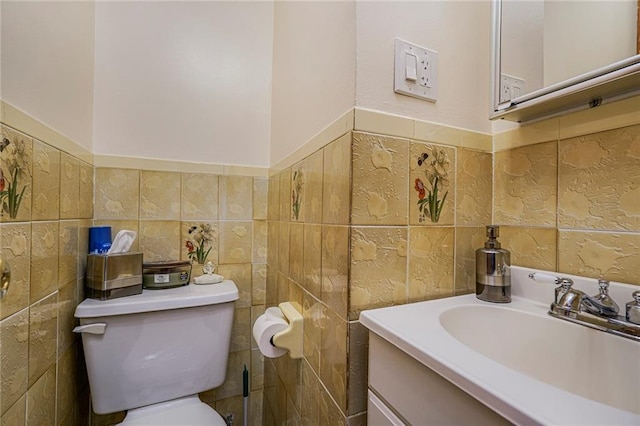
<box><xmin>405</xmin><ymin>53</ymin><xmax>418</xmax><ymax>82</ymax></box>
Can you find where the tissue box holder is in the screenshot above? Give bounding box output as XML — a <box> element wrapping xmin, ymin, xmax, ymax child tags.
<box><xmin>85</xmin><ymin>252</ymin><xmax>143</xmax><ymax>300</ymax></box>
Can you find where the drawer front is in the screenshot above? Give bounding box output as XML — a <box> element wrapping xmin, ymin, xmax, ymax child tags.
<box><xmin>368</xmin><ymin>390</ymin><xmax>406</xmax><ymax>426</ymax></box>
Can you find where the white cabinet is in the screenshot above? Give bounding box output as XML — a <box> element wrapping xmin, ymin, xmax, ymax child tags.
<box><xmin>367</xmin><ymin>333</ymin><xmax>509</xmax><ymax>426</ymax></box>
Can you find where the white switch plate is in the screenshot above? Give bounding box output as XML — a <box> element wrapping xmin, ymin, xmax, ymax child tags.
<box><xmin>394</xmin><ymin>38</ymin><xmax>438</xmax><ymax>102</ymax></box>
<box><xmin>500</xmin><ymin>73</ymin><xmax>526</xmax><ymax>103</ymax></box>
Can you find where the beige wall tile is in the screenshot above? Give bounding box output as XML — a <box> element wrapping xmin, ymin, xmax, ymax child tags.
<box><xmin>409</xmin><ymin>143</ymin><xmax>455</xmax><ymax>225</ymax></box>
<box><xmin>138</xmin><ymin>221</ymin><xmax>180</xmax><ymax>262</ymax></box>
<box><xmin>1</xmin><ymin>309</ymin><xmax>28</xmax><ymax>415</ymax></box>
<box><xmin>229</xmin><ymin>307</ymin><xmax>251</xmax><ymax>352</ymax></box>
<box><xmin>218</xmin><ymin>221</ymin><xmax>253</xmax><ymax>264</ymax></box>
<box><xmin>303</xmin><ymin>224</ymin><xmax>322</xmax><ymax>298</ymax></box>
<box><xmin>1</xmin><ymin>393</ymin><xmax>26</xmax><ymax>425</ymax></box>
<box><xmin>347</xmin><ymin>321</ymin><xmax>369</xmax><ymax>415</ymax></box>
<box><xmin>286</xmin><ymin>393</ymin><xmax>301</xmax><ymax>425</ymax></box>
<box><xmin>26</xmin><ymin>365</ymin><xmax>56</xmax><ymax>425</ymax></box>
<box><xmin>250</xmin><ymin>389</ymin><xmax>264</xmax><ymax>426</ymax></box>
<box><xmin>408</xmin><ymin>227</ymin><xmax>454</xmax><ymax>302</ymax></box>
<box><xmin>78</xmin><ymin>161</ymin><xmax>93</xmax><ymax>219</ymax></box>
<box><xmin>140</xmin><ymin>171</ymin><xmax>181</xmax><ymax>220</ymax></box>
<box><xmin>323</xmin><ymin>133</ymin><xmax>351</xmax><ymax>225</ymax></box>
<box><xmin>320</xmin><ymin>307</ymin><xmax>347</xmax><ymax>413</ymax></box>
<box><xmin>32</xmin><ymin>140</ymin><xmax>60</xmax><ymax>221</ymax></box>
<box><xmin>288</xmin><ymin>279</ymin><xmax>304</xmax><ymax>310</ymax></box>
<box><xmin>94</xmin><ymin>168</ymin><xmax>140</xmax><ymax>220</ymax></box>
<box><xmin>218</xmin><ymin>263</ymin><xmax>252</xmax><ymax>308</ymax></box>
<box><xmin>303</xmin><ymin>292</ymin><xmax>322</xmax><ymax>373</ymax></box>
<box><xmin>352</xmin><ymin>133</ymin><xmax>409</xmax><ymax>225</ymax></box>
<box><xmin>289</xmin><ymin>222</ymin><xmax>304</xmax><ymax>284</ymax></box>
<box><xmin>56</xmin><ymin>345</ymin><xmax>78</xmax><ymax>424</ymax></box>
<box><xmin>273</xmin><ymin>353</ymin><xmax>301</xmax><ymax>413</ymax></box>
<box><xmin>251</xmin><ymin>349</ymin><xmax>265</xmax><ymax>391</ymax></box>
<box><xmin>0</xmin><ymin>223</ymin><xmax>31</xmax><ymax>320</ymax></box>
<box><xmin>456</xmin><ymin>149</ymin><xmax>492</xmax><ymax>226</ymax></box>
<box><xmin>217</xmin><ymin>396</ymin><xmax>247</xmax><ymax>426</ymax></box>
<box><xmin>253</xmin><ymin>177</ymin><xmax>268</xmax><ymax>220</ymax></box>
<box><xmin>220</xmin><ymin>176</ymin><xmax>253</xmax><ymax>220</ymax></box>
<box><xmin>250</xmin><ymin>305</ymin><xmax>265</xmax><ymax>351</ymax></box>
<box><xmin>252</xmin><ymin>264</ymin><xmax>267</xmax><ymax>306</ymax></box>
<box><xmin>253</xmin><ymin>220</ymin><xmax>267</xmax><ymax>263</ymax></box>
<box><xmin>350</xmin><ymin>227</ymin><xmax>407</xmax><ymax>319</ymax></box>
<box><xmin>354</xmin><ymin>108</ymin><xmax>414</xmax><ymax>139</ymax></box>
<box><xmin>494</xmin><ymin>141</ymin><xmax>557</xmax><ymax>227</ymax></box>
<box><xmin>0</xmin><ymin>125</ymin><xmax>32</xmax><ymax>222</ymax></box>
<box><xmin>267</xmin><ymin>174</ymin><xmax>280</xmax><ymax>221</ymax></box>
<box><xmin>300</xmin><ymin>360</ymin><xmax>321</xmax><ymax>425</ymax></box>
<box><xmin>321</xmin><ymin>225</ymin><xmax>349</xmax><ymax>320</ymax></box>
<box><xmin>454</xmin><ymin>227</ymin><xmax>485</xmax><ymax>295</ymax></box>
<box><xmin>303</xmin><ymin>150</ymin><xmax>323</xmax><ymax>223</ymax></box>
<box><xmin>217</xmin><ymin>350</ymin><xmax>251</xmax><ymax>400</ymax></box>
<box><xmin>30</xmin><ymin>221</ymin><xmax>58</xmax><ymax>303</ymax></box>
<box><xmin>28</xmin><ymin>292</ymin><xmax>57</xmax><ymax>387</ymax></box>
<box><xmin>558</xmin><ymin>124</ymin><xmax>640</xmax><ymax>231</ymax></box>
<box><xmin>180</xmin><ymin>221</ymin><xmax>218</xmax><ymax>265</ymax></box>
<box><xmin>277</xmin><ymin>222</ymin><xmax>289</xmax><ymax>275</ymax></box>
<box><xmin>500</xmin><ymin>226</ymin><xmax>557</xmax><ymax>271</ymax></box>
<box><xmin>279</xmin><ymin>169</ymin><xmax>291</xmax><ymax>222</ymax></box>
<box><xmin>320</xmin><ymin>383</ymin><xmax>345</xmax><ymax>423</ymax></box>
<box><xmin>57</xmin><ymin>281</ymin><xmax>77</xmax><ymax>357</ymax></box>
<box><xmin>58</xmin><ymin>220</ymin><xmax>78</xmax><ymax>288</ymax></box>
<box><xmin>558</xmin><ymin>230</ymin><xmax>640</xmax><ymax>285</ymax></box>
<box><xmin>60</xmin><ymin>153</ymin><xmax>79</xmax><ymax>219</ymax></box>
<box><xmin>181</xmin><ymin>173</ymin><xmax>219</xmax><ymax>221</ymax></box>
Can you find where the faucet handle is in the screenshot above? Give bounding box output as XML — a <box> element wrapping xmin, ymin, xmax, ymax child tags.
<box><xmin>626</xmin><ymin>291</ymin><xmax>640</xmax><ymax>325</ymax></box>
<box><xmin>583</xmin><ymin>279</ymin><xmax>619</xmax><ymax>318</ymax></box>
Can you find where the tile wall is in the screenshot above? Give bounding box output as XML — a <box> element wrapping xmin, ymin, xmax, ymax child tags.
<box><xmin>264</xmin><ymin>130</ymin><xmax>492</xmax><ymax>425</ymax></box>
<box><xmin>0</xmin><ymin>123</ymin><xmax>94</xmax><ymax>426</ymax></box>
<box><xmin>93</xmin><ymin>168</ymin><xmax>268</xmax><ymax>425</ymax></box>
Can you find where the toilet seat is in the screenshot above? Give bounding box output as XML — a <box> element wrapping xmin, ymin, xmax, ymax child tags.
<box><xmin>119</xmin><ymin>395</ymin><xmax>226</xmax><ymax>426</ymax></box>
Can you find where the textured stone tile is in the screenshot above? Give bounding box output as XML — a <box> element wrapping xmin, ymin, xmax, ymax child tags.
<box><xmin>409</xmin><ymin>142</ymin><xmax>455</xmax><ymax>225</ymax></box>
<box><xmin>323</xmin><ymin>133</ymin><xmax>351</xmax><ymax>225</ymax></box>
<box><xmin>319</xmin><ymin>383</ymin><xmax>345</xmax><ymax>424</ymax></box>
<box><xmin>252</xmin><ymin>264</ymin><xmax>267</xmax><ymax>306</ymax></box>
<box><xmin>253</xmin><ymin>177</ymin><xmax>269</xmax><ymax>220</ymax></box>
<box><xmin>0</xmin><ymin>223</ymin><xmax>30</xmax><ymax>320</ymax></box>
<box><xmin>1</xmin><ymin>309</ymin><xmax>28</xmax><ymax>415</ymax></box>
<box><xmin>456</xmin><ymin>148</ymin><xmax>492</xmax><ymax>226</ymax></box>
<box><xmin>274</xmin><ymin>354</ymin><xmax>301</xmax><ymax>414</ymax></box>
<box><xmin>558</xmin><ymin>124</ymin><xmax>640</xmax><ymax>231</ymax></box>
<box><xmin>181</xmin><ymin>173</ymin><xmax>218</xmax><ymax>221</ymax></box>
<box><xmin>286</xmin><ymin>392</ymin><xmax>301</xmax><ymax>425</ymax></box>
<box><xmin>1</xmin><ymin>394</ymin><xmax>26</xmax><ymax>425</ymax></box>
<box><xmin>250</xmin><ymin>305</ymin><xmax>265</xmax><ymax>350</ymax></box>
<box><xmin>352</xmin><ymin>133</ymin><xmax>409</xmax><ymax>225</ymax></box>
<box><xmin>303</xmin><ymin>224</ymin><xmax>322</xmax><ymax>298</ymax></box>
<box><xmin>219</xmin><ymin>176</ymin><xmax>253</xmax><ymax>220</ymax></box>
<box><xmin>138</xmin><ymin>221</ymin><xmax>180</xmax><ymax>262</ymax></box>
<box><xmin>289</xmin><ymin>223</ymin><xmax>304</xmax><ymax>284</ymax></box>
<box><xmin>303</xmin><ymin>292</ymin><xmax>322</xmax><ymax>373</ymax></box>
<box><xmin>500</xmin><ymin>226</ymin><xmax>557</xmax><ymax>271</ymax></box>
<box><xmin>94</xmin><ymin>168</ymin><xmax>140</xmax><ymax>220</ymax></box>
<box><xmin>321</xmin><ymin>225</ymin><xmax>349</xmax><ymax>320</ymax></box>
<box><xmin>250</xmin><ymin>349</ymin><xmax>264</xmax><ymax>391</ymax></box>
<box><xmin>26</xmin><ymin>365</ymin><xmax>55</xmax><ymax>425</ymax></box>
<box><xmin>216</xmin><ymin>350</ymin><xmax>251</xmax><ymax>400</ymax></box>
<box><xmin>250</xmin><ymin>389</ymin><xmax>264</xmax><ymax>426</ymax></box>
<box><xmin>349</xmin><ymin>227</ymin><xmax>407</xmax><ymax>319</ymax></box>
<box><xmin>267</xmin><ymin>174</ymin><xmax>280</xmax><ymax>221</ymax></box>
<box><xmin>288</xmin><ymin>279</ymin><xmax>304</xmax><ymax>310</ymax></box>
<box><xmin>56</xmin><ymin>345</ymin><xmax>78</xmax><ymax>424</ymax></box>
<box><xmin>266</xmin><ymin>264</ymin><xmax>277</xmax><ymax>307</ymax></box>
<box><xmin>218</xmin><ymin>221</ymin><xmax>253</xmax><ymax>264</ymax></box>
<box><xmin>31</xmin><ymin>140</ymin><xmax>60</xmax><ymax>221</ymax></box>
<box><xmin>558</xmin><ymin>230</ymin><xmax>640</xmax><ymax>285</ymax></box>
<box><xmin>218</xmin><ymin>263</ymin><xmax>252</xmax><ymax>308</ymax></box>
<box><xmin>57</xmin><ymin>281</ymin><xmax>77</xmax><ymax>356</ymax></box>
<box><xmin>320</xmin><ymin>307</ymin><xmax>347</xmax><ymax>413</ymax></box>
<box><xmin>28</xmin><ymin>293</ymin><xmax>57</xmax><ymax>387</ymax></box>
<box><xmin>304</xmin><ymin>150</ymin><xmax>324</xmax><ymax>223</ymax></box>
<box><xmin>58</xmin><ymin>220</ymin><xmax>78</xmax><ymax>288</ymax></box>
<box><xmin>60</xmin><ymin>152</ymin><xmax>79</xmax><ymax>219</ymax></box>
<box><xmin>253</xmin><ymin>220</ymin><xmax>267</xmax><ymax>263</ymax></box>
<box><xmin>300</xmin><ymin>360</ymin><xmax>320</xmax><ymax>425</ymax></box>
<box><xmin>454</xmin><ymin>226</ymin><xmax>485</xmax><ymax>295</ymax></box>
<box><xmin>279</xmin><ymin>169</ymin><xmax>291</xmax><ymax>222</ymax></box>
<box><xmin>229</xmin><ymin>307</ymin><xmax>251</xmax><ymax>352</ymax></box>
<box><xmin>408</xmin><ymin>226</ymin><xmax>455</xmax><ymax>302</ymax></box>
<box><xmin>78</xmin><ymin>161</ymin><xmax>93</xmax><ymax>219</ymax></box>
<box><xmin>140</xmin><ymin>171</ymin><xmax>180</xmax><ymax>220</ymax></box>
<box><xmin>347</xmin><ymin>321</ymin><xmax>369</xmax><ymax>415</ymax></box>
<box><xmin>216</xmin><ymin>396</ymin><xmax>245</xmax><ymax>425</ymax></box>
<box><xmin>494</xmin><ymin>141</ymin><xmax>557</xmax><ymax>226</ymax></box>
<box><xmin>277</xmin><ymin>222</ymin><xmax>290</xmax><ymax>275</ymax></box>
<box><xmin>180</xmin><ymin>221</ymin><xmax>218</xmax><ymax>265</ymax></box>
<box><xmin>276</xmin><ymin>273</ymin><xmax>288</xmax><ymax>305</ymax></box>
<box><xmin>0</xmin><ymin>125</ymin><xmax>32</xmax><ymax>222</ymax></box>
<box><xmin>30</xmin><ymin>221</ymin><xmax>58</xmax><ymax>303</ymax></box>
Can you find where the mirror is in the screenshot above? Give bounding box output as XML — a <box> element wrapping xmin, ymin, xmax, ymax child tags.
<box><xmin>491</xmin><ymin>0</ymin><xmax>640</xmax><ymax>123</ymax></box>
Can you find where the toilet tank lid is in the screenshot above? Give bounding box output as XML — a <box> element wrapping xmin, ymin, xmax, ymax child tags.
<box><xmin>75</xmin><ymin>280</ymin><xmax>239</xmax><ymax>318</ymax></box>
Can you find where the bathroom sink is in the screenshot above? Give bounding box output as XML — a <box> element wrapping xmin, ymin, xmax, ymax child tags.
<box><xmin>440</xmin><ymin>304</ymin><xmax>640</xmax><ymax>415</ymax></box>
<box><xmin>360</xmin><ymin>266</ymin><xmax>640</xmax><ymax>425</ymax></box>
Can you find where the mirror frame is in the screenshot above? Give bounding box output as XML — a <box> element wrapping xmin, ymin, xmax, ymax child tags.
<box><xmin>490</xmin><ymin>0</ymin><xmax>640</xmax><ymax>123</ymax></box>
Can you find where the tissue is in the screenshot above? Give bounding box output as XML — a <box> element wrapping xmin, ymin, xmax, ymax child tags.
<box><xmin>107</xmin><ymin>230</ymin><xmax>137</xmax><ymax>255</ymax></box>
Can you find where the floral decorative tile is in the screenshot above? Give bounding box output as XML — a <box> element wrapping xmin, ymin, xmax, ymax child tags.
<box><xmin>0</xmin><ymin>125</ymin><xmax>32</xmax><ymax>222</ymax></box>
<box><xmin>408</xmin><ymin>226</ymin><xmax>454</xmax><ymax>302</ymax></box>
<box><xmin>352</xmin><ymin>133</ymin><xmax>409</xmax><ymax>225</ymax></box>
<box><xmin>181</xmin><ymin>221</ymin><xmax>218</xmax><ymax>265</ymax></box>
<box><xmin>32</xmin><ymin>140</ymin><xmax>60</xmax><ymax>221</ymax></box>
<box><xmin>291</xmin><ymin>162</ymin><xmax>305</xmax><ymax>222</ymax></box>
<box><xmin>323</xmin><ymin>134</ymin><xmax>351</xmax><ymax>225</ymax></box>
<box><xmin>409</xmin><ymin>143</ymin><xmax>455</xmax><ymax>225</ymax></box>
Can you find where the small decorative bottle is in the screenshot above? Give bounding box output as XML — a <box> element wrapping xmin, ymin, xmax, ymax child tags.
<box><xmin>476</xmin><ymin>225</ymin><xmax>511</xmax><ymax>303</ymax></box>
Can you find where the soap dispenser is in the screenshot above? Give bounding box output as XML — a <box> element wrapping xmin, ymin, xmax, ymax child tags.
<box><xmin>476</xmin><ymin>225</ymin><xmax>511</xmax><ymax>303</ymax></box>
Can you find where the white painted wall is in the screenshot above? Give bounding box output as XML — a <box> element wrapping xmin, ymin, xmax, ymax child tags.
<box><xmin>93</xmin><ymin>1</ymin><xmax>273</xmax><ymax>167</ymax></box>
<box><xmin>270</xmin><ymin>1</ymin><xmax>356</xmax><ymax>166</ymax></box>
<box><xmin>1</xmin><ymin>1</ymin><xmax>95</xmax><ymax>150</ymax></box>
<box><xmin>544</xmin><ymin>0</ymin><xmax>637</xmax><ymax>86</ymax></box>
<box><xmin>355</xmin><ymin>1</ymin><xmax>492</xmax><ymax>134</ymax></box>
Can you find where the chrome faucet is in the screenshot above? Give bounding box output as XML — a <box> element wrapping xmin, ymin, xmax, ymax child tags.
<box><xmin>528</xmin><ymin>273</ymin><xmax>640</xmax><ymax>342</ymax></box>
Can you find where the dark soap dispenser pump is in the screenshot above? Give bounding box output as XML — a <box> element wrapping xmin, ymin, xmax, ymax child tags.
<box><xmin>476</xmin><ymin>225</ymin><xmax>511</xmax><ymax>303</ymax></box>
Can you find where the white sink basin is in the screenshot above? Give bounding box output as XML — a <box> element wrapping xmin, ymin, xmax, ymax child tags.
<box><xmin>440</xmin><ymin>304</ymin><xmax>640</xmax><ymax>415</ymax></box>
<box><xmin>360</xmin><ymin>266</ymin><xmax>640</xmax><ymax>425</ymax></box>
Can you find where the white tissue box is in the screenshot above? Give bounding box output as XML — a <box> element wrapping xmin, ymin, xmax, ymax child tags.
<box><xmin>85</xmin><ymin>252</ymin><xmax>143</xmax><ymax>300</ymax></box>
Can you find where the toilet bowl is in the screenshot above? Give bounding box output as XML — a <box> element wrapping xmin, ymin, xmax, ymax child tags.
<box><xmin>74</xmin><ymin>281</ymin><xmax>239</xmax><ymax>423</ymax></box>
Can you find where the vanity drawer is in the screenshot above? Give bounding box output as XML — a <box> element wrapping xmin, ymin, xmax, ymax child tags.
<box><xmin>368</xmin><ymin>333</ymin><xmax>508</xmax><ymax>425</ymax></box>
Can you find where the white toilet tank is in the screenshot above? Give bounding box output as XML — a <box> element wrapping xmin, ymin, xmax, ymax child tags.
<box><xmin>75</xmin><ymin>281</ymin><xmax>239</xmax><ymax>415</ymax></box>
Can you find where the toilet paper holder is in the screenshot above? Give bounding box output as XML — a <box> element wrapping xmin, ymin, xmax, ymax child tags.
<box><xmin>271</xmin><ymin>302</ymin><xmax>303</xmax><ymax>359</ymax></box>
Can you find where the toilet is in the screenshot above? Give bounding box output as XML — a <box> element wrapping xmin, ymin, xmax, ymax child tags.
<box><xmin>74</xmin><ymin>280</ymin><xmax>239</xmax><ymax>425</ymax></box>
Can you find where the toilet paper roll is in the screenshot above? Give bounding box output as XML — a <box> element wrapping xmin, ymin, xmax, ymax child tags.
<box><xmin>253</xmin><ymin>307</ymin><xmax>289</xmax><ymax>358</ymax></box>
